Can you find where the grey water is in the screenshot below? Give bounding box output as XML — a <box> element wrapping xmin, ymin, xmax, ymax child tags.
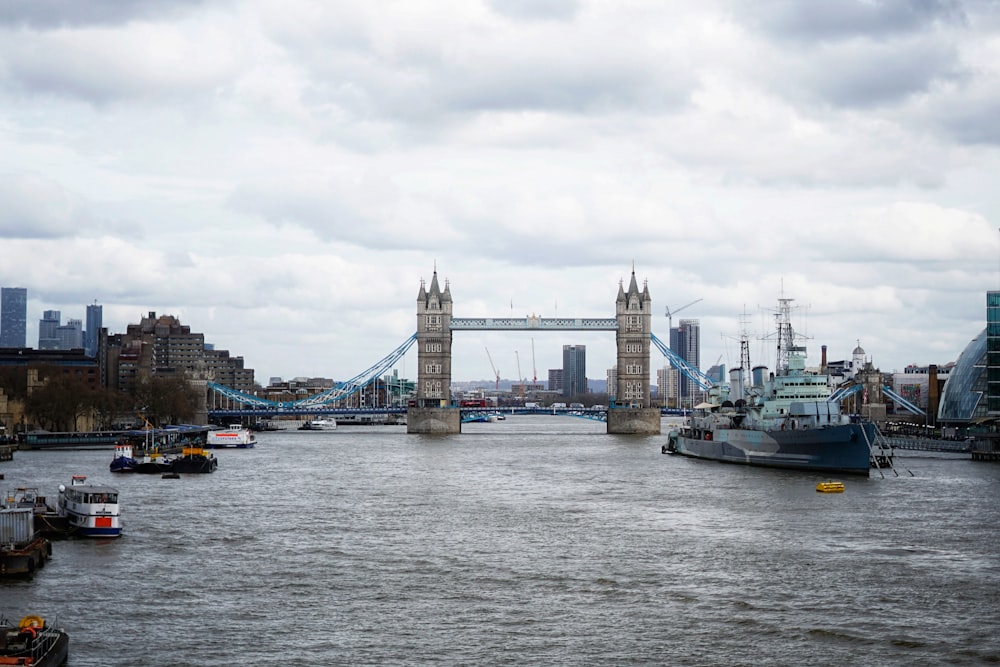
<box><xmin>2</xmin><ymin>416</ymin><xmax>999</xmax><ymax>666</ymax></box>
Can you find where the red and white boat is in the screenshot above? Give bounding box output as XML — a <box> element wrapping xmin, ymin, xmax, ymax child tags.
<box><xmin>206</xmin><ymin>425</ymin><xmax>256</xmax><ymax>448</ymax></box>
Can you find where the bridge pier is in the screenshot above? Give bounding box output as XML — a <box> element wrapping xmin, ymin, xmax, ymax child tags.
<box><xmin>607</xmin><ymin>407</ymin><xmax>661</xmax><ymax>435</ymax></box>
<box><xmin>406</xmin><ymin>407</ymin><xmax>461</xmax><ymax>434</ymax></box>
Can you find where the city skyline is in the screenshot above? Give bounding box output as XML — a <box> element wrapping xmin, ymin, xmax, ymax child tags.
<box><xmin>1</xmin><ymin>2</ymin><xmax>998</xmax><ymax>383</ymax></box>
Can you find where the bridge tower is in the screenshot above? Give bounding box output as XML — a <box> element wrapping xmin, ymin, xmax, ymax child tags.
<box><xmin>408</xmin><ymin>269</ymin><xmax>461</xmax><ymax>433</ymax></box>
<box><xmin>608</xmin><ymin>270</ymin><xmax>660</xmax><ymax>434</ymax></box>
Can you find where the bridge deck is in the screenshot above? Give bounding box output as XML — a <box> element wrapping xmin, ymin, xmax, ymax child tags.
<box><xmin>449</xmin><ymin>317</ymin><xmax>618</xmax><ymax>330</ymax></box>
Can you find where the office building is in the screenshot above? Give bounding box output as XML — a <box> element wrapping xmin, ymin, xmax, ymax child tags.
<box><xmin>548</xmin><ymin>368</ymin><xmax>564</xmax><ymax>393</ymax></box>
<box><xmin>562</xmin><ymin>344</ymin><xmax>586</xmax><ymax>398</ymax></box>
<box><xmin>657</xmin><ymin>366</ymin><xmax>679</xmax><ymax>407</ymax></box>
<box><xmin>57</xmin><ymin>319</ymin><xmax>84</xmax><ymax>350</ymax></box>
<box><xmin>39</xmin><ymin>310</ymin><xmax>62</xmax><ymax>350</ymax></box>
<box><xmin>670</xmin><ymin>319</ymin><xmax>701</xmax><ymax>402</ymax></box>
<box><xmin>85</xmin><ymin>302</ymin><xmax>103</xmax><ymax>357</ymax></box>
<box><xmin>103</xmin><ymin>311</ymin><xmax>254</xmax><ymax>394</ymax></box>
<box><xmin>0</xmin><ymin>287</ymin><xmax>27</xmax><ymax>348</ymax></box>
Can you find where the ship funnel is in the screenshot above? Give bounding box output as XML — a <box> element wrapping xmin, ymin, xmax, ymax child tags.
<box><xmin>729</xmin><ymin>368</ymin><xmax>745</xmax><ymax>402</ymax></box>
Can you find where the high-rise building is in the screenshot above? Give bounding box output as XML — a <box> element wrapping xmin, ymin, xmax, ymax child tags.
<box><xmin>670</xmin><ymin>319</ymin><xmax>701</xmax><ymax>402</ymax></box>
<box><xmin>548</xmin><ymin>368</ymin><xmax>564</xmax><ymax>392</ymax></box>
<box><xmin>657</xmin><ymin>366</ymin><xmax>679</xmax><ymax>407</ymax></box>
<box><xmin>562</xmin><ymin>344</ymin><xmax>586</xmax><ymax>398</ymax></box>
<box><xmin>57</xmin><ymin>319</ymin><xmax>84</xmax><ymax>350</ymax></box>
<box><xmin>104</xmin><ymin>311</ymin><xmax>254</xmax><ymax>394</ymax></box>
<box><xmin>0</xmin><ymin>287</ymin><xmax>27</xmax><ymax>348</ymax></box>
<box><xmin>987</xmin><ymin>291</ymin><xmax>1000</xmax><ymax>414</ymax></box>
<box><xmin>85</xmin><ymin>302</ymin><xmax>103</xmax><ymax>357</ymax></box>
<box><xmin>39</xmin><ymin>310</ymin><xmax>62</xmax><ymax>349</ymax></box>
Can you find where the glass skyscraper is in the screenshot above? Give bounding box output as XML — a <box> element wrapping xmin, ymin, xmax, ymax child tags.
<box><xmin>85</xmin><ymin>302</ymin><xmax>103</xmax><ymax>357</ymax></box>
<box><xmin>562</xmin><ymin>344</ymin><xmax>587</xmax><ymax>398</ymax></box>
<box><xmin>0</xmin><ymin>287</ymin><xmax>27</xmax><ymax>348</ymax></box>
<box><xmin>670</xmin><ymin>318</ymin><xmax>701</xmax><ymax>401</ymax></box>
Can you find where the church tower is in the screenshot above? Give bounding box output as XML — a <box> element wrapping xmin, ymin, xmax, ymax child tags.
<box><xmin>415</xmin><ymin>269</ymin><xmax>453</xmax><ymax>408</ymax></box>
<box><xmin>615</xmin><ymin>270</ymin><xmax>652</xmax><ymax>408</ymax></box>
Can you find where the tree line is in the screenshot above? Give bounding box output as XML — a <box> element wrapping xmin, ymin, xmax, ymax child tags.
<box><xmin>0</xmin><ymin>366</ymin><xmax>201</xmax><ymax>432</ymax></box>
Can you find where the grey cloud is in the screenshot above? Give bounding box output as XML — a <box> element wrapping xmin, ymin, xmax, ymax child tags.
<box><xmin>932</xmin><ymin>95</ymin><xmax>1000</xmax><ymax>145</ymax></box>
<box><xmin>0</xmin><ymin>174</ymin><xmax>91</xmax><ymax>238</ymax></box>
<box><xmin>486</xmin><ymin>0</ymin><xmax>579</xmax><ymax>21</ymax></box>
<box><xmin>740</xmin><ymin>0</ymin><xmax>966</xmax><ymax>42</ymax></box>
<box><xmin>783</xmin><ymin>38</ymin><xmax>962</xmax><ymax>108</ymax></box>
<box><xmin>0</xmin><ymin>0</ymin><xmax>206</xmax><ymax>28</ymax></box>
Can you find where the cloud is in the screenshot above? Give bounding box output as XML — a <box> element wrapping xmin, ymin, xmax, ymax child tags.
<box><xmin>0</xmin><ymin>0</ymin><xmax>207</xmax><ymax>28</ymax></box>
<box><xmin>0</xmin><ymin>173</ymin><xmax>92</xmax><ymax>238</ymax></box>
<box><xmin>741</xmin><ymin>0</ymin><xmax>966</xmax><ymax>42</ymax></box>
<box><xmin>0</xmin><ymin>18</ymin><xmax>248</xmax><ymax>103</ymax></box>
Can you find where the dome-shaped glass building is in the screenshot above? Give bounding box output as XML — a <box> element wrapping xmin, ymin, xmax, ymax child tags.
<box><xmin>938</xmin><ymin>328</ymin><xmax>987</xmax><ymax>424</ymax></box>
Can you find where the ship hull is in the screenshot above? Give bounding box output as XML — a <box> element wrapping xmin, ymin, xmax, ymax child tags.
<box><xmin>668</xmin><ymin>422</ymin><xmax>874</xmax><ymax>475</ymax></box>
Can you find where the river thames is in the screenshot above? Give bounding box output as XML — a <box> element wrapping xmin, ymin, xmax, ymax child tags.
<box><xmin>2</xmin><ymin>416</ymin><xmax>999</xmax><ymax>666</ymax></box>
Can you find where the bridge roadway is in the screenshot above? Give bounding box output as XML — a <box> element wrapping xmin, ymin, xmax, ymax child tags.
<box><xmin>208</xmin><ymin>406</ymin><xmax>692</xmax><ymax>420</ymax></box>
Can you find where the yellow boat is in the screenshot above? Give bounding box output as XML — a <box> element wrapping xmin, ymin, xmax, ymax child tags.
<box><xmin>816</xmin><ymin>480</ymin><xmax>845</xmax><ymax>493</ymax></box>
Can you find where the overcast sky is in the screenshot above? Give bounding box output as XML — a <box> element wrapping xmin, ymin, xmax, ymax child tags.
<box><xmin>2</xmin><ymin>0</ymin><xmax>999</xmax><ymax>387</ymax></box>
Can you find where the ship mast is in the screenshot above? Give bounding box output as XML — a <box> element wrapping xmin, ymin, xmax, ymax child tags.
<box><xmin>775</xmin><ymin>298</ymin><xmax>794</xmax><ymax>374</ymax></box>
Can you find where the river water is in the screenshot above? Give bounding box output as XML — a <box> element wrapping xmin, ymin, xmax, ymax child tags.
<box><xmin>2</xmin><ymin>416</ymin><xmax>999</xmax><ymax>666</ymax></box>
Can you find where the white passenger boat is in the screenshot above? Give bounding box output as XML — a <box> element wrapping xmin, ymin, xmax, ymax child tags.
<box><xmin>298</xmin><ymin>419</ymin><xmax>336</xmax><ymax>431</ymax></box>
<box><xmin>207</xmin><ymin>424</ymin><xmax>256</xmax><ymax>448</ymax></box>
<box><xmin>57</xmin><ymin>475</ymin><xmax>121</xmax><ymax>538</ymax></box>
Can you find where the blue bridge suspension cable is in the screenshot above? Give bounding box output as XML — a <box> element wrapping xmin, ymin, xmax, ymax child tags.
<box><xmin>208</xmin><ymin>333</ymin><xmax>418</xmax><ymax>410</ymax></box>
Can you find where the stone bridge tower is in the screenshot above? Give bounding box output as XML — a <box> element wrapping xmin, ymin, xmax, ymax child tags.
<box><xmin>408</xmin><ymin>269</ymin><xmax>461</xmax><ymax>433</ymax></box>
<box><xmin>607</xmin><ymin>270</ymin><xmax>660</xmax><ymax>434</ymax></box>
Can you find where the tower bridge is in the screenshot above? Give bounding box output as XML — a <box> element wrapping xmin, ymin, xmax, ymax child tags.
<box><xmin>206</xmin><ymin>267</ymin><xmax>708</xmax><ymax>434</ymax></box>
<box><xmin>409</xmin><ymin>267</ymin><xmax>660</xmax><ymax>434</ymax></box>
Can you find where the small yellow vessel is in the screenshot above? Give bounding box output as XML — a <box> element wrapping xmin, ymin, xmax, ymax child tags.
<box><xmin>816</xmin><ymin>480</ymin><xmax>845</xmax><ymax>493</ymax></box>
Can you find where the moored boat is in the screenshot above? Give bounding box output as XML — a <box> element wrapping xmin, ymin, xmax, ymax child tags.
<box><xmin>0</xmin><ymin>509</ymin><xmax>52</xmax><ymax>577</ymax></box>
<box><xmin>56</xmin><ymin>475</ymin><xmax>121</xmax><ymax>538</ymax></box>
<box><xmin>0</xmin><ymin>614</ymin><xmax>69</xmax><ymax>666</ymax></box>
<box><xmin>171</xmin><ymin>445</ymin><xmax>218</xmax><ymax>474</ymax></box>
<box><xmin>133</xmin><ymin>449</ymin><xmax>173</xmax><ymax>474</ymax></box>
<box><xmin>664</xmin><ymin>297</ymin><xmax>883</xmax><ymax>476</ymax></box>
<box><xmin>2</xmin><ymin>487</ymin><xmax>70</xmax><ymax>538</ymax></box>
<box><xmin>109</xmin><ymin>442</ymin><xmax>138</xmax><ymax>473</ymax></box>
<box><xmin>206</xmin><ymin>424</ymin><xmax>256</xmax><ymax>448</ymax></box>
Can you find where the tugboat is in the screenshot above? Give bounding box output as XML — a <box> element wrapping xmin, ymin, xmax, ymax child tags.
<box><xmin>0</xmin><ymin>614</ymin><xmax>69</xmax><ymax>665</ymax></box>
<box><xmin>109</xmin><ymin>441</ymin><xmax>138</xmax><ymax>473</ymax></box>
<box><xmin>171</xmin><ymin>445</ymin><xmax>218</xmax><ymax>474</ymax></box>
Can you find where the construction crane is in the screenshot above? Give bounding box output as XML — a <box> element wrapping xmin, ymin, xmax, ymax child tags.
<box><xmin>515</xmin><ymin>350</ymin><xmax>524</xmax><ymax>403</ymax></box>
<box><xmin>485</xmin><ymin>347</ymin><xmax>500</xmax><ymax>390</ymax></box>
<box><xmin>531</xmin><ymin>338</ymin><xmax>537</xmax><ymax>384</ymax></box>
<box><xmin>665</xmin><ymin>298</ymin><xmax>703</xmax><ymax>337</ymax></box>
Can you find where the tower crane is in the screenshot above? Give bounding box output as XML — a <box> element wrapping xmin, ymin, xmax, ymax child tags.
<box><xmin>485</xmin><ymin>347</ymin><xmax>500</xmax><ymax>390</ymax></box>
<box><xmin>665</xmin><ymin>298</ymin><xmax>703</xmax><ymax>337</ymax></box>
<box><xmin>515</xmin><ymin>350</ymin><xmax>524</xmax><ymax>403</ymax></box>
<box><xmin>531</xmin><ymin>338</ymin><xmax>537</xmax><ymax>385</ymax></box>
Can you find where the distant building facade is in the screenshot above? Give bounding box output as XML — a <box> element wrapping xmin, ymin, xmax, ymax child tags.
<box><xmin>85</xmin><ymin>302</ymin><xmax>103</xmax><ymax>357</ymax></box>
<box><xmin>548</xmin><ymin>368</ymin><xmax>564</xmax><ymax>392</ymax></box>
<box><xmin>657</xmin><ymin>366</ymin><xmax>679</xmax><ymax>407</ymax></box>
<box><xmin>562</xmin><ymin>345</ymin><xmax>586</xmax><ymax>398</ymax></box>
<box><xmin>101</xmin><ymin>311</ymin><xmax>254</xmax><ymax>394</ymax></box>
<box><xmin>0</xmin><ymin>287</ymin><xmax>27</xmax><ymax>348</ymax></box>
<box><xmin>38</xmin><ymin>310</ymin><xmax>62</xmax><ymax>350</ymax></box>
<box><xmin>670</xmin><ymin>318</ymin><xmax>700</xmax><ymax>402</ymax></box>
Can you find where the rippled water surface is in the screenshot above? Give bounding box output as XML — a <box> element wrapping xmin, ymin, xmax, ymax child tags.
<box><xmin>3</xmin><ymin>416</ymin><xmax>999</xmax><ymax>666</ymax></box>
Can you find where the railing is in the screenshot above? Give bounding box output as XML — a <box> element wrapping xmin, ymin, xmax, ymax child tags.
<box><xmin>450</xmin><ymin>317</ymin><xmax>618</xmax><ymax>330</ymax></box>
<box><xmin>884</xmin><ymin>436</ymin><xmax>972</xmax><ymax>453</ymax></box>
